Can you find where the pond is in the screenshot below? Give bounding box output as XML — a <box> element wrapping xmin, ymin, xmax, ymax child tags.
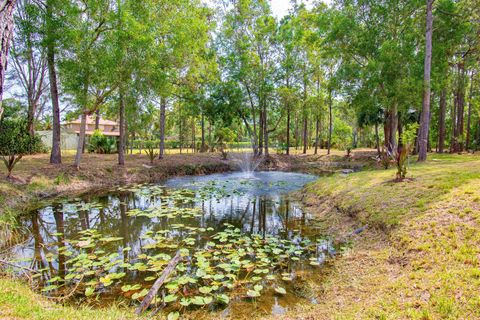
<box><xmin>7</xmin><ymin>171</ymin><xmax>337</xmax><ymax>318</ymax></box>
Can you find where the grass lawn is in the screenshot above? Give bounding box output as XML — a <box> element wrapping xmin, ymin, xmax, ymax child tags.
<box><xmin>284</xmin><ymin>152</ymin><xmax>480</xmax><ymax>319</ymax></box>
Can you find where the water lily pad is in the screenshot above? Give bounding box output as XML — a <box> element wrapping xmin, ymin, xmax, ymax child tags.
<box><xmin>167</xmin><ymin>312</ymin><xmax>180</xmax><ymax>320</ymax></box>
<box><xmin>85</xmin><ymin>287</ymin><xmax>95</xmax><ymax>296</ymax></box>
<box><xmin>275</xmin><ymin>287</ymin><xmax>287</xmax><ymax>295</ymax></box>
<box><xmin>246</xmin><ymin>290</ymin><xmax>260</xmax><ymax>298</ymax></box>
<box><xmin>131</xmin><ymin>288</ymin><xmax>148</xmax><ymax>300</ymax></box>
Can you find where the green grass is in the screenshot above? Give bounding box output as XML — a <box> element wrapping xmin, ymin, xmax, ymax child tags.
<box><xmin>306</xmin><ymin>153</ymin><xmax>480</xmax><ymax>228</ymax></box>
<box><xmin>293</xmin><ymin>153</ymin><xmax>480</xmax><ymax>319</ymax></box>
<box><xmin>0</xmin><ymin>278</ymin><xmax>134</xmax><ymax>320</ymax></box>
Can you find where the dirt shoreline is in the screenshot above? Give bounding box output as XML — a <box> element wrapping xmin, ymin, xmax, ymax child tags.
<box><xmin>0</xmin><ymin>150</ymin><xmax>377</xmax><ymax>217</ymax></box>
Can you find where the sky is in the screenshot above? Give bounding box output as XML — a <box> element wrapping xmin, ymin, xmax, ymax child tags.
<box><xmin>270</xmin><ymin>0</ymin><xmax>331</xmax><ymax>19</ymax></box>
<box><xmin>270</xmin><ymin>0</ymin><xmax>313</xmax><ymax>18</ymax></box>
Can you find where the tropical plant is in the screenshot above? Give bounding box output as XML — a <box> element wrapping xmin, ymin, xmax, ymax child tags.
<box><xmin>87</xmin><ymin>130</ymin><xmax>116</xmax><ymax>154</ymax></box>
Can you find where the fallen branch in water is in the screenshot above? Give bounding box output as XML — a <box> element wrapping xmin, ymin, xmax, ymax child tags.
<box><xmin>0</xmin><ymin>259</ymin><xmax>38</xmax><ymax>273</ymax></box>
<box><xmin>135</xmin><ymin>250</ymin><xmax>183</xmax><ymax>315</ymax></box>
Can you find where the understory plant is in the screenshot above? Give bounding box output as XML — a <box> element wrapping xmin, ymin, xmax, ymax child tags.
<box><xmin>215</xmin><ymin>128</ymin><xmax>235</xmax><ymax>160</ymax></box>
<box><xmin>394</xmin><ymin>123</ymin><xmax>418</xmax><ymax>180</ymax></box>
<box><xmin>0</xmin><ymin>118</ymin><xmax>43</xmax><ymax>178</ymax></box>
<box><xmin>143</xmin><ymin>140</ymin><xmax>158</xmax><ymax>164</ymax></box>
<box><xmin>88</xmin><ymin>130</ymin><xmax>116</xmax><ymax>154</ymax></box>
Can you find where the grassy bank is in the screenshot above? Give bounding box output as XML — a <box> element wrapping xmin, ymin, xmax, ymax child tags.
<box><xmin>0</xmin><ymin>278</ymin><xmax>134</xmax><ymax>319</ymax></box>
<box><xmin>285</xmin><ymin>153</ymin><xmax>480</xmax><ymax>319</ymax></box>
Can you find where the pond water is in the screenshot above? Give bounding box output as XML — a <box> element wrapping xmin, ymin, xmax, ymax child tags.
<box><xmin>8</xmin><ymin>171</ymin><xmax>336</xmax><ymax>318</ymax></box>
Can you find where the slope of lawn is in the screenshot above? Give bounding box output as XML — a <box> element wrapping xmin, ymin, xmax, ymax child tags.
<box><xmin>0</xmin><ymin>278</ymin><xmax>134</xmax><ymax>320</ymax></box>
<box><xmin>286</xmin><ymin>153</ymin><xmax>480</xmax><ymax>319</ymax></box>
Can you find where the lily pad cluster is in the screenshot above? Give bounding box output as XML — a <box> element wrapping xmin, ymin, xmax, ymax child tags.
<box><xmin>21</xmin><ymin>179</ymin><xmax>334</xmax><ymax>317</ymax></box>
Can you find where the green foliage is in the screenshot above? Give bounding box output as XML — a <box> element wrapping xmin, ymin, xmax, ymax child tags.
<box><xmin>333</xmin><ymin>119</ymin><xmax>354</xmax><ymax>155</ymax></box>
<box><xmin>87</xmin><ymin>130</ymin><xmax>116</xmax><ymax>154</ymax></box>
<box><xmin>0</xmin><ymin>118</ymin><xmax>43</xmax><ymax>177</ymax></box>
<box><xmin>395</xmin><ymin>123</ymin><xmax>419</xmax><ymax>180</ymax></box>
<box><xmin>215</xmin><ymin>127</ymin><xmax>236</xmax><ymax>160</ymax></box>
<box><xmin>143</xmin><ymin>140</ymin><xmax>158</xmax><ymax>164</ymax></box>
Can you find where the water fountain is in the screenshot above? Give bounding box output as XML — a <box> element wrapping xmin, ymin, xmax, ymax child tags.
<box><xmin>231</xmin><ymin>152</ymin><xmax>263</xmax><ymax>178</ymax></box>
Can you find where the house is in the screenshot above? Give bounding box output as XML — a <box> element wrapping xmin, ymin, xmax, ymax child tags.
<box><xmin>63</xmin><ymin>116</ymin><xmax>120</xmax><ymax>137</ymax></box>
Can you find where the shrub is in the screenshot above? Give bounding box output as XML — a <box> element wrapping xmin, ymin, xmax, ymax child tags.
<box><xmin>143</xmin><ymin>140</ymin><xmax>158</xmax><ymax>164</ymax></box>
<box><xmin>215</xmin><ymin>128</ymin><xmax>236</xmax><ymax>160</ymax></box>
<box><xmin>0</xmin><ymin>118</ymin><xmax>43</xmax><ymax>177</ymax></box>
<box><xmin>88</xmin><ymin>130</ymin><xmax>116</xmax><ymax>154</ymax></box>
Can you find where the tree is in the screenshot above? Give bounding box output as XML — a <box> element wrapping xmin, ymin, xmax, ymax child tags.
<box><xmin>0</xmin><ymin>0</ymin><xmax>17</xmax><ymax>120</ymax></box>
<box><xmin>10</xmin><ymin>0</ymin><xmax>48</xmax><ymax>136</ymax></box>
<box><xmin>0</xmin><ymin>118</ymin><xmax>42</xmax><ymax>177</ymax></box>
<box><xmin>418</xmin><ymin>0</ymin><xmax>434</xmax><ymax>162</ymax></box>
<box><xmin>59</xmin><ymin>0</ymin><xmax>114</xmax><ymax>169</ymax></box>
<box><xmin>45</xmin><ymin>0</ymin><xmax>63</xmax><ymax>164</ymax></box>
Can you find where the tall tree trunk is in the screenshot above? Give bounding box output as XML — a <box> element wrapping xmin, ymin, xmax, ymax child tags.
<box><xmin>294</xmin><ymin>112</ymin><xmax>299</xmax><ymax>150</ymax></box>
<box><xmin>258</xmin><ymin>108</ymin><xmax>263</xmax><ymax>156</ymax></box>
<box><xmin>397</xmin><ymin>112</ymin><xmax>403</xmax><ymax>149</ymax></box>
<box><xmin>465</xmin><ymin>72</ymin><xmax>474</xmax><ymax>150</ymax></box>
<box><xmin>375</xmin><ymin>122</ymin><xmax>380</xmax><ymax>155</ymax></box>
<box><xmin>95</xmin><ymin>108</ymin><xmax>100</xmax><ymax>130</ymax></box>
<box><xmin>451</xmin><ymin>94</ymin><xmax>456</xmax><ymax>152</ymax></box>
<box><xmin>263</xmin><ymin>102</ymin><xmax>269</xmax><ymax>156</ymax></box>
<box><xmin>0</xmin><ymin>0</ymin><xmax>16</xmax><ymax>120</ymax></box>
<box><xmin>286</xmin><ymin>105</ymin><xmax>290</xmax><ymax>155</ymax></box>
<box><xmin>47</xmin><ymin>0</ymin><xmax>61</xmax><ymax>164</ymax></box>
<box><xmin>200</xmin><ymin>111</ymin><xmax>205</xmax><ymax>152</ymax></box>
<box><xmin>302</xmin><ymin>115</ymin><xmax>308</xmax><ymax>154</ymax></box>
<box><xmin>158</xmin><ymin>97</ymin><xmax>166</xmax><ymax>159</ymax></box>
<box><xmin>457</xmin><ymin>64</ymin><xmax>466</xmax><ymax>151</ymax></box>
<box><xmin>118</xmin><ymin>87</ymin><xmax>125</xmax><ymax>166</ymax></box>
<box><xmin>27</xmin><ymin>102</ymin><xmax>35</xmax><ymax>136</ymax></box>
<box><xmin>314</xmin><ymin>116</ymin><xmax>320</xmax><ymax>155</ymax></box>
<box><xmin>191</xmin><ymin>117</ymin><xmax>195</xmax><ymax>153</ymax></box>
<box><xmin>438</xmin><ymin>88</ymin><xmax>446</xmax><ymax>153</ymax></box>
<box><xmin>74</xmin><ymin>112</ymin><xmax>87</xmax><ymax>169</ymax></box>
<box><xmin>327</xmin><ymin>91</ymin><xmax>333</xmax><ymax>155</ymax></box>
<box><xmin>417</xmin><ymin>0</ymin><xmax>433</xmax><ymax>162</ymax></box>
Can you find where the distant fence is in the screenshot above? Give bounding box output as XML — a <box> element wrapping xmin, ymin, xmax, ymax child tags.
<box><xmin>37</xmin><ymin>130</ymin><xmax>78</xmax><ymax>150</ymax></box>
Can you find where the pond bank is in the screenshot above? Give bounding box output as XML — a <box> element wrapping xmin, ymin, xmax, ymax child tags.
<box><xmin>272</xmin><ymin>153</ymin><xmax>480</xmax><ymax>320</ymax></box>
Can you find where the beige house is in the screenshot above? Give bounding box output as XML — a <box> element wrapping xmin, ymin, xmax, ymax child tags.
<box><xmin>64</xmin><ymin>116</ymin><xmax>120</xmax><ymax>137</ymax></box>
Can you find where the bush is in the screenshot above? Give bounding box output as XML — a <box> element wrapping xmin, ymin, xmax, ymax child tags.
<box><xmin>143</xmin><ymin>140</ymin><xmax>158</xmax><ymax>164</ymax></box>
<box><xmin>88</xmin><ymin>130</ymin><xmax>116</xmax><ymax>154</ymax></box>
<box><xmin>215</xmin><ymin>128</ymin><xmax>236</xmax><ymax>160</ymax></box>
<box><xmin>0</xmin><ymin>118</ymin><xmax>43</xmax><ymax>177</ymax></box>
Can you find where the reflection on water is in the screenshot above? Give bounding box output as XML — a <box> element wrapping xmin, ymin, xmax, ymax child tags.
<box><xmin>8</xmin><ymin>171</ymin><xmax>335</xmax><ymax>317</ymax></box>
